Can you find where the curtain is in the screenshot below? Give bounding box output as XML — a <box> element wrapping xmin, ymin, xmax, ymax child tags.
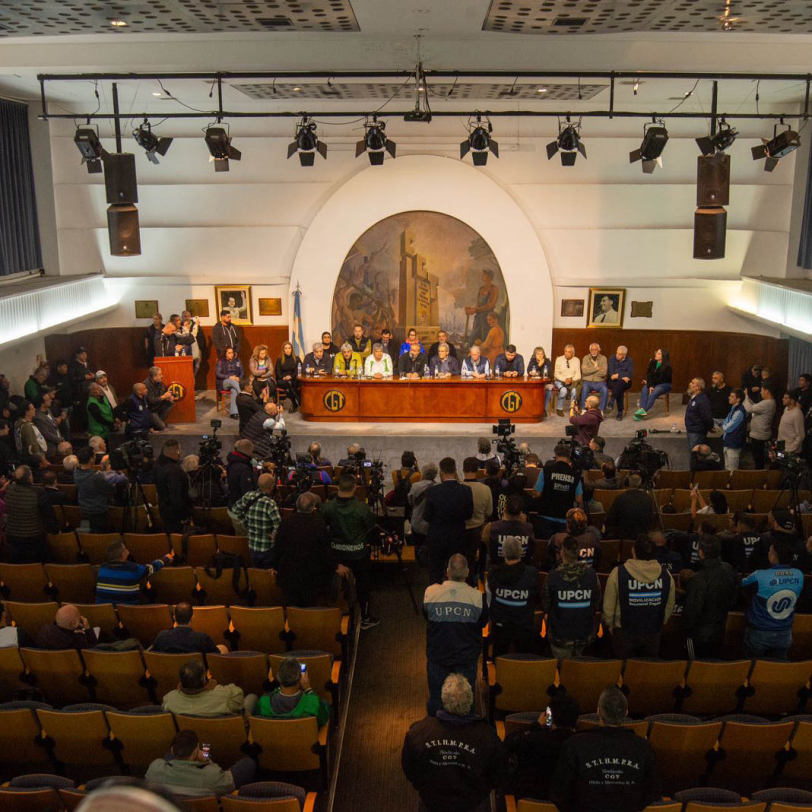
<box><xmin>0</xmin><ymin>99</ymin><xmax>42</xmax><ymax>276</ymax></box>
<box><xmin>797</xmin><ymin>139</ymin><xmax>812</xmax><ymax>269</ymax></box>
<box><xmin>788</xmin><ymin>336</ymin><xmax>812</xmax><ymax>383</ymax></box>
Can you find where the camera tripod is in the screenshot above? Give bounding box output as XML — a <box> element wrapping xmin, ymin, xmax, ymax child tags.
<box><xmin>122</xmin><ymin>474</ymin><xmax>157</xmax><ymax>534</ymax></box>
<box><xmin>772</xmin><ymin>464</ymin><xmax>811</xmax><ymax>537</ymax></box>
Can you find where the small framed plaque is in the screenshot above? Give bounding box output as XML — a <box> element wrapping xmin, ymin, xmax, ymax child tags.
<box><xmin>185</xmin><ymin>299</ymin><xmax>210</xmax><ymax>318</ymax></box>
<box><xmin>258</xmin><ymin>298</ymin><xmax>283</xmax><ymax>316</ymax></box>
<box><xmin>135</xmin><ymin>300</ymin><xmax>159</xmax><ymax>319</ymax></box>
<box><xmin>561</xmin><ymin>299</ymin><xmax>585</xmax><ymax>318</ymax></box>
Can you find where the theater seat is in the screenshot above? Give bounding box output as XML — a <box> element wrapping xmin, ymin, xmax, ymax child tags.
<box><xmin>0</xmin><ymin>705</ymin><xmax>54</xmax><ymax>771</ymax></box>
<box><xmin>557</xmin><ymin>658</ymin><xmax>622</xmax><ymax>715</ymax></box>
<box><xmin>170</xmin><ymin>534</ymin><xmax>217</xmax><ymax>567</ymax></box>
<box><xmin>647</xmin><ymin>717</ymin><xmax>722</xmax><ymax>794</ymax></box>
<box><xmin>656</xmin><ymin>470</ymin><xmax>693</xmax><ymax>490</ymax></box>
<box><xmin>228</xmin><ymin>606</ymin><xmax>287</xmax><ymax>654</ymax></box>
<box><xmin>175</xmin><ymin>713</ymin><xmax>249</xmax><ymax>769</ymax></box>
<box><xmin>45</xmin><ymin>532</ymin><xmax>81</xmax><ymax>564</ymax></box>
<box><xmin>622</xmin><ymin>659</ymin><xmax>687</xmax><ymax>717</ymax></box>
<box><xmin>248</xmin><ymin>715</ymin><xmax>327</xmax><ymax>785</ymax></box>
<box><xmin>43</xmin><ymin>564</ymin><xmax>97</xmax><ymax>605</ymax></box>
<box><xmin>180</xmin><ymin>797</ymin><xmax>221</xmax><ymax>812</ymax></box>
<box><xmin>143</xmin><ymin>651</ymin><xmax>204</xmax><ymax>703</ymax></box>
<box><xmin>123</xmin><ymin>533</ymin><xmax>171</xmax><ymax>564</ymax></box>
<box><xmin>723</xmin><ymin>489</ymin><xmax>753</xmax><ymax>513</ymax></box>
<box><xmin>728</xmin><ymin>470</ymin><xmax>767</xmax><ymax>490</ymax></box>
<box><xmin>231</xmin><ymin>781</ymin><xmax>314</xmax><ymax>812</ymax></box>
<box><xmin>680</xmin><ymin>660</ymin><xmax>750</xmax><ymax>717</ymax></box>
<box><xmin>189</xmin><ymin>604</ymin><xmax>229</xmax><ymax>647</ymax></box>
<box><xmin>774</xmin><ymin>719</ymin><xmax>812</xmax><ymax>787</ymax></box>
<box><xmin>117</xmin><ymin>603</ymin><xmax>174</xmax><ymax>647</ymax></box>
<box><xmin>76</xmin><ymin>533</ymin><xmax>120</xmax><ymax>566</ymax></box>
<box><xmin>36</xmin><ymin>707</ymin><xmax>118</xmax><ymax>769</ymax></box>
<box><xmin>0</xmin><ymin>564</ymin><xmax>50</xmax><ymax>603</ymax></box>
<box><xmin>105</xmin><ymin>708</ymin><xmax>177</xmax><ymax>770</ymax></box>
<box><xmin>216</xmin><ymin>535</ymin><xmax>252</xmax><ymax>561</ymax></box>
<box><xmin>576</xmin><ymin>713</ymin><xmax>649</xmax><ymax>737</ymax></box>
<box><xmin>683</xmin><ymin>802</ymin><xmax>765</xmax><ymax>811</ymax></box>
<box><xmin>248</xmin><ymin>568</ymin><xmax>285</xmax><ymax>607</ymax></box>
<box><xmin>741</xmin><ymin>659</ymin><xmax>812</xmax><ymax>717</ymax></box>
<box><xmin>751</xmin><ymin>788</ymin><xmax>812</xmax><ymax>806</ymax></box>
<box><xmin>208</xmin><ymin>652</ymin><xmax>270</xmax><ymax>699</ymax></box>
<box><xmin>82</xmin><ymin>649</ymin><xmax>152</xmax><ymax>709</ymax></box>
<box><xmin>285</xmin><ymin>607</ymin><xmax>347</xmax><ymax>660</ymax></box>
<box><xmin>789</xmin><ymin>615</ymin><xmax>812</xmax><ymax>661</ymax></box>
<box><xmin>150</xmin><ymin>566</ymin><xmax>198</xmax><ymax>605</ymax></box>
<box><xmin>5</xmin><ymin>601</ymin><xmax>59</xmax><ymax>642</ymax></box>
<box><xmin>0</xmin><ymin>787</ymin><xmax>66</xmax><ymax>812</ymax></box>
<box><xmin>488</xmin><ymin>655</ymin><xmax>557</xmax><ymax>717</ymax></box>
<box><xmin>72</xmin><ymin>604</ymin><xmax>121</xmax><ymax>639</ymax></box>
<box><xmin>693</xmin><ymin>470</ymin><xmax>730</xmax><ymax>489</ymax></box>
<box><xmin>194</xmin><ymin>566</ymin><xmax>251</xmax><ymax>607</ymax></box>
<box><xmin>0</xmin><ymin>648</ymin><xmax>29</xmax><ymax>701</ymax></box>
<box><xmin>21</xmin><ymin>648</ymin><xmax>91</xmax><ymax>707</ymax></box>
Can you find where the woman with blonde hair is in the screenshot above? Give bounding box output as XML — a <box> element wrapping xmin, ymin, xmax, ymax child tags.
<box><xmin>528</xmin><ymin>346</ymin><xmax>554</xmax><ymax>414</ymax></box>
<box><xmin>275</xmin><ymin>340</ymin><xmax>301</xmax><ymax>413</ymax></box>
<box><xmin>248</xmin><ymin>344</ymin><xmax>275</xmax><ymax>398</ymax></box>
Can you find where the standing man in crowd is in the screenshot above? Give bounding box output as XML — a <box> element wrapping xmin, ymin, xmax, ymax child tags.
<box><xmin>551</xmin><ymin>687</ymin><xmax>660</xmax><ymax>812</ymax></box>
<box><xmin>212</xmin><ymin>309</ymin><xmax>241</xmax><ymax>358</ymax></box>
<box><xmin>86</xmin><ymin>382</ymin><xmax>118</xmax><ymax>442</ymax></box>
<box><xmin>604</xmin><ymin>473</ymin><xmax>655</xmax><ymax>539</ymax></box>
<box><xmin>348</xmin><ymin>323</ymin><xmax>372</xmax><ymax>360</ymax></box>
<box><xmin>532</xmin><ymin>443</ymin><xmax>583</xmax><ymax>540</ymax></box>
<box><xmin>427</xmin><ymin>329</ymin><xmax>458</xmax><ymax>361</ymax></box>
<box><xmin>179</xmin><ymin>310</ymin><xmax>202</xmax><ymax>377</ymax></box>
<box><xmin>462</xmin><ymin>457</ymin><xmax>493</xmax><ymax>581</ymax></box>
<box><xmin>154</xmin><ymin>439</ymin><xmax>193</xmax><ymax>534</ymax></box>
<box><xmin>553</xmin><ymin>345</ymin><xmax>581</xmax><ymax>416</ymax></box>
<box><xmin>424</xmin><ymin>457</ymin><xmax>474</xmax><ymax>585</ymax></box>
<box><xmin>708</xmin><ymin>370</ymin><xmax>732</xmax><ymax>428</ymax></box>
<box><xmin>323</xmin><ymin>473</ymin><xmax>378</xmax><ymax>628</ymax></box>
<box><xmin>75</xmin><ymin>445</ymin><xmax>122</xmax><ymax>533</ymax></box>
<box><xmin>580</xmin><ymin>343</ymin><xmax>608</xmax><ymax>412</ymax></box>
<box><xmin>226</xmin><ymin>439</ymin><xmax>256</xmax><ymax>508</ymax></box>
<box><xmin>603</xmin><ymin>534</ymin><xmax>675</xmax><ymax>659</ymax></box>
<box><xmin>230</xmin><ymin>473</ymin><xmax>281</xmax><ymax>568</ymax></box>
<box><xmin>402</xmin><ymin>672</ymin><xmax>506</xmax><ymax>812</ymax></box>
<box><xmin>423</xmin><ymin>554</ymin><xmax>488</xmax><ymax>716</ymax></box>
<box><xmin>778</xmin><ymin>389</ymin><xmax>805</xmax><ymax>455</ymax></box>
<box><xmin>484</xmin><ymin>493</ymin><xmax>534</xmax><ymax>564</ymax></box>
<box><xmin>721</xmin><ymin>388</ymin><xmax>747</xmax><ymax>471</ymax></box>
<box><xmin>377</xmin><ymin>328</ymin><xmax>398</xmax><ymax>362</ymax></box>
<box><xmin>3</xmin><ymin>465</ymin><xmax>57</xmax><ymax>562</ymax></box>
<box><xmin>33</xmin><ymin>392</ymin><xmax>65</xmax><ymax>457</ymax></box>
<box><xmin>685</xmin><ymin>377</ymin><xmax>714</xmax><ymax>452</ymax></box>
<box><xmin>144</xmin><ymin>366</ymin><xmax>175</xmax><ymax>431</ymax></box>
<box><xmin>606</xmin><ymin>345</ymin><xmax>633</xmax><ymax>421</ymax></box>
<box><xmin>744</xmin><ymin>383</ymin><xmax>776</xmax><ymax>469</ymax></box>
<box><xmin>144</xmin><ymin>313</ymin><xmax>163</xmax><ymax>366</ymax></box>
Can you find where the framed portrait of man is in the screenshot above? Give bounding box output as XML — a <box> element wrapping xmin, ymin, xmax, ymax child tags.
<box><xmin>587</xmin><ymin>288</ymin><xmax>625</xmax><ymax>328</ymax></box>
<box><xmin>214</xmin><ymin>285</ymin><xmax>252</xmax><ymax>325</ymax></box>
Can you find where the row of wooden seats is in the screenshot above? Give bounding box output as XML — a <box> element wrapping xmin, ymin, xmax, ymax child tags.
<box><xmin>0</xmin><ymin>778</ymin><xmax>317</xmax><ymax>812</ymax></box>
<box><xmin>0</xmin><ymin>703</ymin><xmax>330</xmax><ymax>789</ymax></box>
<box><xmin>654</xmin><ymin>468</ymin><xmax>786</xmax><ymax>491</ymax></box>
<box><xmin>503</xmin><ymin>713</ymin><xmax>812</xmax><ymax>798</ymax></box>
<box><xmin>488</xmin><ymin>656</ymin><xmax>812</xmax><ymax>721</ymax></box>
<box><xmin>51</xmin><ymin>505</ymin><xmax>239</xmax><ymax>535</ymax></box>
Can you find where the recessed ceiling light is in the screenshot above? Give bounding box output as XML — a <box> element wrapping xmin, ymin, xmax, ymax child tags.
<box><xmin>293</xmin><ymin>86</ymin><xmax>302</xmax><ymax>92</ymax></box>
<box><xmin>537</xmin><ymin>87</ymin><xmax>547</xmax><ymax>93</ymax></box>
<box><xmin>152</xmin><ymin>91</ymin><xmax>162</xmax><ymax>97</ymax></box>
<box><xmin>110</xmin><ymin>19</ymin><xmax>128</xmax><ymax>27</ymax></box>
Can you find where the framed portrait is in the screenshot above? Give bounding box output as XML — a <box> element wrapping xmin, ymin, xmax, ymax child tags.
<box><xmin>185</xmin><ymin>299</ymin><xmax>210</xmax><ymax>318</ymax></box>
<box><xmin>214</xmin><ymin>285</ymin><xmax>252</xmax><ymax>325</ymax></box>
<box><xmin>587</xmin><ymin>288</ymin><xmax>625</xmax><ymax>328</ymax></box>
<box><xmin>560</xmin><ymin>298</ymin><xmax>584</xmax><ymax>318</ymax></box>
<box><xmin>258</xmin><ymin>297</ymin><xmax>282</xmax><ymax>316</ymax></box>
<box><xmin>135</xmin><ymin>300</ymin><xmax>159</xmax><ymax>319</ymax></box>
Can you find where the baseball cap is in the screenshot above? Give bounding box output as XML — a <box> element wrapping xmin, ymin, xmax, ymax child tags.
<box><xmin>771</xmin><ymin>509</ymin><xmax>796</xmax><ymax>532</ymax></box>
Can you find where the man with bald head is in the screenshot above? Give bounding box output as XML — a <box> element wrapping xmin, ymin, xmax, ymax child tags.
<box><xmin>230</xmin><ymin>473</ymin><xmax>281</xmax><ymax>568</ymax></box>
<box><xmin>125</xmin><ymin>382</ymin><xmax>152</xmax><ymax>438</ymax></box>
<box><xmin>35</xmin><ymin>604</ymin><xmax>97</xmax><ymax>650</ymax></box>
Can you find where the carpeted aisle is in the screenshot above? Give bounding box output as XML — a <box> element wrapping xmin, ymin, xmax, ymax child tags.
<box><xmin>332</xmin><ymin>560</ymin><xmax>431</xmax><ymax>812</ymax></box>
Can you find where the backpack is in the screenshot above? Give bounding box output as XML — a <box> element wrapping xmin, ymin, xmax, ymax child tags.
<box><xmin>385</xmin><ymin>468</ymin><xmax>415</xmax><ymax>508</ymax></box>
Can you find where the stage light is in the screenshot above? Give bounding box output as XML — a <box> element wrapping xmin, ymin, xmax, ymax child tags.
<box><xmin>74</xmin><ymin>127</ymin><xmax>106</xmax><ymax>174</ymax></box>
<box><xmin>460</xmin><ymin>113</ymin><xmax>498</xmax><ymax>166</ymax></box>
<box><xmin>751</xmin><ymin>122</ymin><xmax>801</xmax><ymax>172</ymax></box>
<box><xmin>133</xmin><ymin>120</ymin><xmax>173</xmax><ymax>164</ymax></box>
<box><xmin>630</xmin><ymin>120</ymin><xmax>669</xmax><ymax>174</ymax></box>
<box><xmin>355</xmin><ymin>116</ymin><xmax>396</xmax><ymax>165</ymax></box>
<box><xmin>696</xmin><ymin>120</ymin><xmax>738</xmax><ymax>156</ymax></box>
<box><xmin>204</xmin><ymin>126</ymin><xmax>241</xmax><ymax>173</ymax></box>
<box><xmin>287</xmin><ymin>115</ymin><xmax>327</xmax><ymax>167</ymax></box>
<box><xmin>546</xmin><ymin>117</ymin><xmax>586</xmax><ymax>166</ymax></box>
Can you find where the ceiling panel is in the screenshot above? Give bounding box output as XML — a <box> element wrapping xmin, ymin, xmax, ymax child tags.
<box><xmin>230</xmin><ymin>81</ymin><xmax>608</xmax><ymax>100</ymax></box>
<box><xmin>482</xmin><ymin>0</ymin><xmax>812</xmax><ymax>34</ymax></box>
<box><xmin>0</xmin><ymin>0</ymin><xmax>359</xmax><ymax>36</ymax></box>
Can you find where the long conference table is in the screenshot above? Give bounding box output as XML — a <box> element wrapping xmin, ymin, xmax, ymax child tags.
<box><xmin>299</xmin><ymin>376</ymin><xmax>547</xmax><ymax>423</ymax></box>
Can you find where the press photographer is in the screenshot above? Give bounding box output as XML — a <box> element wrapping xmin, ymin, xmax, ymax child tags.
<box><xmin>154</xmin><ymin>439</ymin><xmax>193</xmax><ymax>534</ymax></box>
<box><xmin>530</xmin><ymin>442</ymin><xmax>584</xmax><ymax>540</ymax></box>
<box><xmin>569</xmin><ymin>395</ymin><xmax>603</xmax><ymax>447</ymax></box>
<box><xmin>240</xmin><ymin>401</ymin><xmax>286</xmax><ymax>460</ymax></box>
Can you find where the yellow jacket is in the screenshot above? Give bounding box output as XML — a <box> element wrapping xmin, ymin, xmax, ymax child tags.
<box><xmin>333</xmin><ymin>352</ymin><xmax>363</xmax><ymax>375</ymax></box>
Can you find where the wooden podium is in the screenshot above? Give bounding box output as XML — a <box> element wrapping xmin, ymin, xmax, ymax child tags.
<box><xmin>154</xmin><ymin>356</ymin><xmax>196</xmax><ymax>424</ymax></box>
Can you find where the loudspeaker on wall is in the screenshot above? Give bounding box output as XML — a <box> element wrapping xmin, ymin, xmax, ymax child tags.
<box><xmin>107</xmin><ymin>204</ymin><xmax>141</xmax><ymax>256</ymax></box>
<box><xmin>693</xmin><ymin>207</ymin><xmax>727</xmax><ymax>260</ymax></box>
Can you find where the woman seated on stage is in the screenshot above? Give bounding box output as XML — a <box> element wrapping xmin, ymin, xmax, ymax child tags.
<box><xmin>634</xmin><ymin>348</ymin><xmax>672</xmax><ymax>420</ymax></box>
<box><xmin>249</xmin><ymin>344</ymin><xmax>275</xmax><ymax>392</ymax></box>
<box><xmin>333</xmin><ymin>342</ymin><xmax>363</xmax><ymax>377</ymax></box>
<box><xmin>528</xmin><ymin>345</ymin><xmax>554</xmax><ymax>414</ymax></box>
<box><xmin>216</xmin><ymin>347</ymin><xmax>244</xmax><ymax>420</ymax></box>
<box><xmin>275</xmin><ymin>341</ymin><xmax>301</xmax><ymax>414</ymax></box>
<box><xmin>399</xmin><ymin>327</ymin><xmax>425</xmax><ymax>357</ymax></box>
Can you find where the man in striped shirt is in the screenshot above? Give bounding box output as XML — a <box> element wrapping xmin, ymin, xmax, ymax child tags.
<box><xmin>230</xmin><ymin>474</ymin><xmax>281</xmax><ymax>568</ymax></box>
<box><xmin>95</xmin><ymin>539</ymin><xmax>174</xmax><ymax>605</ymax></box>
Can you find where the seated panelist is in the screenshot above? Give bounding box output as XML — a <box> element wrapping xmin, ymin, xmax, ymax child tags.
<box><xmin>494</xmin><ymin>345</ymin><xmax>524</xmax><ymax>378</ymax></box>
<box><xmin>364</xmin><ymin>344</ymin><xmax>395</xmax><ymax>379</ymax></box>
<box><xmin>333</xmin><ymin>343</ymin><xmax>363</xmax><ymax>377</ymax></box>
<box><xmin>427</xmin><ymin>330</ymin><xmax>458</xmax><ymax>361</ymax></box>
<box><xmin>461</xmin><ymin>345</ymin><xmax>490</xmax><ymax>379</ymax></box>
<box><xmin>303</xmin><ymin>343</ymin><xmax>332</xmax><ymax>376</ymax></box>
<box><xmin>399</xmin><ymin>327</ymin><xmax>425</xmax><ymax>357</ymax></box>
<box><xmin>398</xmin><ymin>344</ymin><xmax>427</xmax><ymax>379</ymax></box>
<box><xmin>428</xmin><ymin>343</ymin><xmax>460</xmax><ymax>378</ymax></box>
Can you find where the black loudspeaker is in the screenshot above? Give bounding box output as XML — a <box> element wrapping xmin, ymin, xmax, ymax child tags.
<box><xmin>693</xmin><ymin>207</ymin><xmax>727</xmax><ymax>260</ymax></box>
<box><xmin>107</xmin><ymin>204</ymin><xmax>141</xmax><ymax>256</ymax></box>
<box><xmin>104</xmin><ymin>153</ymin><xmax>138</xmax><ymax>204</ymax></box>
<box><xmin>696</xmin><ymin>153</ymin><xmax>730</xmax><ymax>206</ymax></box>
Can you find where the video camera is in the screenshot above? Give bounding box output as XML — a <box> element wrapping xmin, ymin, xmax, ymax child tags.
<box><xmin>618</xmin><ymin>429</ymin><xmax>670</xmax><ymax>480</ymax></box>
<box><xmin>198</xmin><ymin>419</ymin><xmax>224</xmax><ymax>466</ymax></box>
<box><xmin>560</xmin><ymin>425</ymin><xmax>595</xmax><ymax>470</ymax></box>
<box><xmin>109</xmin><ymin>433</ymin><xmax>153</xmax><ymax>472</ymax></box>
<box><xmin>493</xmin><ymin>418</ymin><xmax>521</xmax><ymax>474</ymax></box>
<box><xmin>266</xmin><ymin>429</ymin><xmax>293</xmax><ymax>472</ymax></box>
<box><xmin>772</xmin><ymin>440</ymin><xmax>807</xmax><ymax>478</ymax></box>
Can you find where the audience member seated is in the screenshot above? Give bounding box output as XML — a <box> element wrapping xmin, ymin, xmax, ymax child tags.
<box><xmin>51</xmin><ymin>439</ymin><xmax>73</xmax><ymax>465</ymax></box>
<box><xmin>152</xmin><ymin>602</ymin><xmax>228</xmax><ymax>655</ymax></box>
<box><xmin>486</xmin><ymin>536</ymin><xmax>539</xmax><ymax>655</ymax></box>
<box><xmin>741</xmin><ymin>537</ymin><xmax>805</xmax><ymax>660</ymax></box>
<box><xmin>33</xmin><ymin>393</ymin><xmax>65</xmax><ymax>458</ymax></box>
<box><xmin>75</xmin><ymin>446</ymin><xmax>118</xmax><ymax>533</ymax></box>
<box><xmin>399</xmin><ymin>327</ymin><xmax>424</xmax><ymax>357</ymax></box>
<box><xmin>604</xmin><ymin>473</ymin><xmax>654</xmax><ymax>539</ymax></box>
<box><xmin>398</xmin><ymin>343</ymin><xmax>427</xmax><ymax>378</ymax></box>
<box><xmin>364</xmin><ymin>343</ymin><xmax>395</xmax><ymax>378</ymax></box>
<box><xmin>256</xmin><ymin>655</ymin><xmax>331</xmax><ymax>726</ymax></box>
<box><xmin>40</xmin><ymin>470</ymin><xmax>67</xmax><ymax>509</ymax></box>
<box><xmin>580</xmin><ymin>343</ymin><xmax>608</xmax><ymax>411</ymax></box>
<box><xmin>551</xmin><ymin>687</ymin><xmax>661</xmax><ymax>812</ymax></box>
<box><xmin>593</xmin><ymin>461</ymin><xmax>621</xmax><ymax>490</ymax></box>
<box><xmin>603</xmin><ymin>535</ymin><xmax>675</xmax><ymax>659</ymax></box>
<box><xmin>145</xmin><ymin>729</ymin><xmax>256</xmax><ymax>796</ymax></box>
<box><xmin>650</xmin><ymin>530</ymin><xmax>684</xmax><ymax>573</ymax></box>
<box><xmin>423</xmin><ymin>554</ymin><xmax>486</xmax><ymax>716</ymax></box>
<box><xmin>588</xmin><ymin>436</ymin><xmax>612</xmax><ymax>470</ymax></box>
<box><xmin>275</xmin><ymin>341</ymin><xmax>301</xmax><ymax>413</ymax></box>
<box><xmin>494</xmin><ymin>344</ymin><xmax>525</xmax><ymax>378</ymax></box>
<box><xmin>333</xmin><ymin>342</ymin><xmax>363</xmax><ymax>377</ymax></box>
<box><xmin>24</xmin><ymin>364</ymin><xmax>52</xmax><ymax>404</ymax></box>
<box><xmin>123</xmin><ymin>382</ymin><xmax>152</xmax><ymax>439</ymax></box>
<box><xmin>690</xmin><ymin>443</ymin><xmax>722</xmax><ymax>471</ymax></box>
<box><xmin>303</xmin><ymin>342</ymin><xmax>332</xmax><ymax>376</ymax></box>
<box><xmin>606</xmin><ymin>345</ymin><xmax>633</xmax><ymax>420</ymax></box>
<box><xmin>235</xmin><ymin>377</ymin><xmax>265</xmax><ymax>434</ymax></box>
<box><xmin>484</xmin><ymin>494</ymin><xmax>533</xmax><ymax>564</ymax></box>
<box><xmin>542</xmin><ymin>536</ymin><xmax>601</xmax><ymax>659</ymax></box>
<box><xmin>682</xmin><ymin>535</ymin><xmax>737</xmax><ymax>660</ymax></box>
<box><xmin>94</xmin><ymin>370</ymin><xmax>118</xmax><ymax>412</ymax></box>
<box><xmin>532</xmin><ymin>443</ymin><xmax>583</xmax><ymax>539</ymax></box>
<box><xmin>547</xmin><ymin>507</ymin><xmax>601</xmax><ymax>569</ymax></box>
<box><xmin>29</xmin><ymin>452</ymin><xmax>50</xmax><ymax>484</ymax></box>
<box><xmin>230</xmin><ymin>473</ymin><xmax>281</xmax><ymax>568</ymax></box>
<box><xmin>216</xmin><ymin>347</ymin><xmax>244</xmax><ymax>420</ymax></box>
<box><xmin>226</xmin><ymin>439</ymin><xmax>257</xmax><ymax>508</ymax></box>
<box><xmin>402</xmin><ymin>672</ymin><xmax>506</xmax><ymax>812</ymax></box>
<box><xmin>144</xmin><ymin>366</ymin><xmax>175</xmax><ymax>431</ymax></box>
<box><xmin>274</xmin><ymin>491</ymin><xmax>349</xmax><ymax>607</ymax></box>
<box><xmin>163</xmin><ymin>658</ymin><xmax>255</xmax><ymax>716</ymax></box>
<box><xmin>690</xmin><ymin>485</ymin><xmax>727</xmax><ymax>519</ymax></box>
<box><xmin>248</xmin><ymin>343</ymin><xmax>275</xmax><ymax>394</ymax></box>
<box><xmin>14</xmin><ymin>399</ymin><xmax>46</xmax><ymax>461</ymax></box>
<box><xmin>308</xmin><ymin>441</ymin><xmax>331</xmax><ymax>467</ymax></box>
<box><xmin>96</xmin><ymin>539</ymin><xmax>174</xmax><ymax>606</ymax></box>
<box><xmin>721</xmin><ymin>511</ymin><xmax>760</xmax><ymax>572</ymax></box>
<box><xmin>35</xmin><ymin>604</ymin><xmax>98</xmax><ymax>651</ymax></box>
<box><xmin>428</xmin><ymin>342</ymin><xmax>460</xmax><ymax>378</ymax></box>
<box><xmin>505</xmin><ymin>695</ymin><xmax>580</xmax><ymax>801</ymax></box>
<box><xmin>88</xmin><ymin>434</ymin><xmax>107</xmax><ymax>463</ymax></box>
<box><xmin>634</xmin><ymin>348</ymin><xmax>672</xmax><ymax>421</ymax></box>
<box><xmin>86</xmin><ymin>382</ymin><xmax>119</xmax><ymax>442</ymax></box>
<box><xmin>460</xmin><ymin>344</ymin><xmax>489</xmax><ymax>379</ymax></box>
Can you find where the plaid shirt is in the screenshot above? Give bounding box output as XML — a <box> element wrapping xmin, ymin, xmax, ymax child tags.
<box><xmin>231</xmin><ymin>490</ymin><xmax>281</xmax><ymax>553</ymax></box>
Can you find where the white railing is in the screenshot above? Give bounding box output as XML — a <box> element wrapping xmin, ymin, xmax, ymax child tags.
<box><xmin>0</xmin><ymin>276</ymin><xmax>116</xmax><ymax>348</ymax></box>
<box><xmin>732</xmin><ymin>277</ymin><xmax>812</xmax><ymax>336</ymax></box>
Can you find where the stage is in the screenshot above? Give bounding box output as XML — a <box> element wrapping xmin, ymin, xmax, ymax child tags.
<box><xmin>147</xmin><ymin>389</ymin><xmax>699</xmax><ymax>471</ymax></box>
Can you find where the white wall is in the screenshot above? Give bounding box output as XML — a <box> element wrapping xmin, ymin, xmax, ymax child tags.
<box><xmin>1</xmin><ymin>334</ymin><xmax>47</xmax><ymax>393</ymax></box>
<box><xmin>45</xmin><ymin>114</ymin><xmax>795</xmax><ymax>341</ymax></box>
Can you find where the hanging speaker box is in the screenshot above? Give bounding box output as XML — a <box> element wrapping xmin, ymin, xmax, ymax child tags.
<box><xmin>104</xmin><ymin>152</ymin><xmax>138</xmax><ymax>204</ymax></box>
<box><xmin>107</xmin><ymin>204</ymin><xmax>141</xmax><ymax>256</ymax></box>
<box><xmin>696</xmin><ymin>154</ymin><xmax>730</xmax><ymax>206</ymax></box>
<box><xmin>693</xmin><ymin>206</ymin><xmax>727</xmax><ymax>260</ymax></box>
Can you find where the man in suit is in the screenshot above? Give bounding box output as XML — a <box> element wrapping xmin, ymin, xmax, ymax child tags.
<box><xmin>593</xmin><ymin>295</ymin><xmax>618</xmax><ymax>324</ymax></box>
<box><xmin>424</xmin><ymin>457</ymin><xmax>474</xmax><ymax>585</ymax></box>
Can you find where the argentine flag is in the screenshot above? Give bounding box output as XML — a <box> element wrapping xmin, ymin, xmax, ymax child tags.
<box><xmin>292</xmin><ymin>285</ymin><xmax>306</xmax><ymax>360</ymax></box>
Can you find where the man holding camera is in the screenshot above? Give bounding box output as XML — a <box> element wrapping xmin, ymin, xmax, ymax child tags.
<box><xmin>532</xmin><ymin>443</ymin><xmax>583</xmax><ymax>540</ymax></box>
<box><xmin>323</xmin><ymin>474</ymin><xmax>379</xmax><ymax>629</ymax></box>
<box><xmin>144</xmin><ymin>366</ymin><xmax>175</xmax><ymax>431</ymax></box>
<box><xmin>569</xmin><ymin>395</ymin><xmax>603</xmax><ymax>447</ymax></box>
<box><xmin>240</xmin><ymin>402</ymin><xmax>285</xmax><ymax>459</ymax></box>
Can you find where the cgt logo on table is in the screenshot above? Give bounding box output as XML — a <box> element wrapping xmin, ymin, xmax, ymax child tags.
<box><xmin>323</xmin><ymin>390</ymin><xmax>346</xmax><ymax>412</ymax></box>
<box><xmin>500</xmin><ymin>390</ymin><xmax>522</xmax><ymax>413</ymax></box>
<box><xmin>167</xmin><ymin>382</ymin><xmax>186</xmax><ymax>401</ymax></box>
